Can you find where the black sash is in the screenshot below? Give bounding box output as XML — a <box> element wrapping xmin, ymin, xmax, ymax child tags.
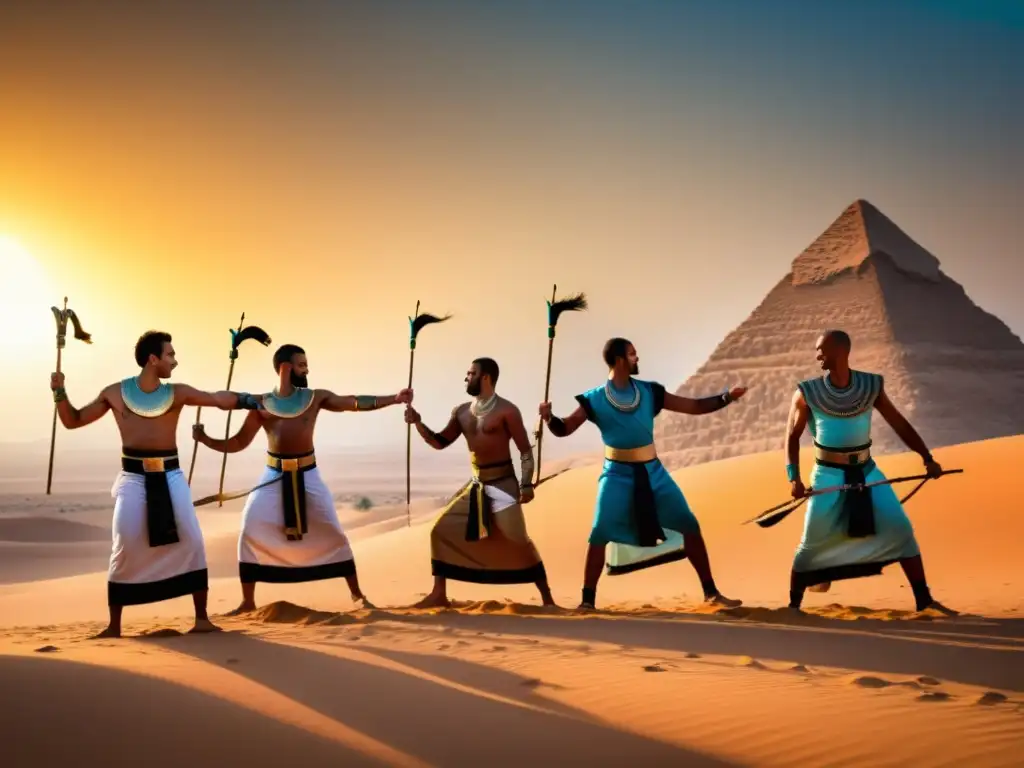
<box><xmin>817</xmin><ymin>457</ymin><xmax>878</xmax><ymax>538</ymax></box>
<box><xmin>464</xmin><ymin>460</ymin><xmax>516</xmax><ymax>542</ymax></box>
<box><xmin>606</xmin><ymin>455</ymin><xmax>665</xmax><ymax>547</ymax></box>
<box><xmin>121</xmin><ymin>447</ymin><xmax>180</xmax><ymax>548</ymax></box>
<box><xmin>268</xmin><ymin>451</ymin><xmax>317</xmax><ymax>541</ymax></box>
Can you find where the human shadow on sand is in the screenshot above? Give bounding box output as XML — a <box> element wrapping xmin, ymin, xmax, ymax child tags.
<box><xmin>0</xmin><ymin>654</ymin><xmax>382</xmax><ymax>768</ymax></box>
<box><xmin>159</xmin><ymin>631</ymin><xmax>736</xmax><ymax>767</ymax></box>
<box><xmin>373</xmin><ymin>607</ymin><xmax>1024</xmax><ymax>693</ymax></box>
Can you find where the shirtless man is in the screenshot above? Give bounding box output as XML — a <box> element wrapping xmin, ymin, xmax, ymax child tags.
<box><xmin>193</xmin><ymin>343</ymin><xmax>412</xmax><ymax>614</ymax></box>
<box><xmin>404</xmin><ymin>357</ymin><xmax>554</xmax><ymax>608</ymax></box>
<box><xmin>50</xmin><ymin>330</ymin><xmax>260</xmax><ymax>637</ymax></box>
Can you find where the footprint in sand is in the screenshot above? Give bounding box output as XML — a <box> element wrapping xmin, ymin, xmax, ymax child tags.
<box><xmin>33</xmin><ymin>645</ymin><xmax>59</xmax><ymax>653</ymax></box>
<box><xmin>917</xmin><ymin>676</ymin><xmax>941</xmax><ymax>686</ymax></box>
<box><xmin>685</xmin><ymin>652</ymin><xmax>701</xmax><ymax>659</ymax></box>
<box><xmin>456</xmin><ymin>639</ymin><xmax>470</xmax><ymax>646</ymax></box>
<box><xmin>141</xmin><ymin>628</ymin><xmax>183</xmax><ymax>638</ymax></box>
<box><xmin>789</xmin><ymin>664</ymin><xmax>811</xmax><ymax>673</ymax></box>
<box><xmin>737</xmin><ymin>656</ymin><xmax>767</xmax><ymax>669</ymax></box>
<box><xmin>850</xmin><ymin>676</ymin><xmax>893</xmax><ymax>689</ymax></box>
<box><xmin>491</xmin><ymin>645</ymin><xmax>507</xmax><ymax>652</ymax></box>
<box><xmin>976</xmin><ymin>692</ymin><xmax>1008</xmax><ymax>706</ymax></box>
<box><xmin>437</xmin><ymin>643</ymin><xmax>451</xmax><ymax>651</ymax></box>
<box><xmin>917</xmin><ymin>691</ymin><xmax>952</xmax><ymax>702</ymax></box>
<box><xmin>643</xmin><ymin>664</ymin><xmax>667</xmax><ymax>672</ymax></box>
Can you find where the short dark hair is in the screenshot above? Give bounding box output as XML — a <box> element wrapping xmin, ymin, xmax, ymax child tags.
<box><xmin>134</xmin><ymin>331</ymin><xmax>172</xmax><ymax>368</ymax></box>
<box><xmin>824</xmin><ymin>330</ymin><xmax>852</xmax><ymax>352</ymax></box>
<box><xmin>603</xmin><ymin>337</ymin><xmax>632</xmax><ymax>368</ymax></box>
<box><xmin>473</xmin><ymin>357</ymin><xmax>499</xmax><ymax>385</ymax></box>
<box><xmin>273</xmin><ymin>344</ymin><xmax>306</xmax><ymax>372</ymax></box>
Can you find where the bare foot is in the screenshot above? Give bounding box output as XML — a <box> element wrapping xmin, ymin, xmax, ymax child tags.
<box><xmin>352</xmin><ymin>595</ymin><xmax>376</xmax><ymax>610</ymax></box>
<box><xmin>89</xmin><ymin>625</ymin><xmax>121</xmax><ymax>640</ymax></box>
<box><xmin>808</xmin><ymin>581</ymin><xmax>831</xmax><ymax>593</ymax></box>
<box><xmin>224</xmin><ymin>602</ymin><xmax>257</xmax><ymax>617</ymax></box>
<box><xmin>920</xmin><ymin>601</ymin><xmax>960</xmax><ymax>617</ymax></box>
<box><xmin>705</xmin><ymin>594</ymin><xmax>743</xmax><ymax>608</ymax></box>
<box><xmin>413</xmin><ymin>593</ymin><xmax>451</xmax><ymax>609</ymax></box>
<box><xmin>576</xmin><ymin>601</ymin><xmax>596</xmax><ymax>612</ymax></box>
<box><xmin>188</xmin><ymin>618</ymin><xmax>223</xmax><ymax>634</ymax></box>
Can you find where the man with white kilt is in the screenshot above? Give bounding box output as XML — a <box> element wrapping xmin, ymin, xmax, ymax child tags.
<box><xmin>50</xmin><ymin>330</ymin><xmax>261</xmax><ymax>638</ymax></box>
<box><xmin>193</xmin><ymin>343</ymin><xmax>412</xmax><ymax>614</ymax></box>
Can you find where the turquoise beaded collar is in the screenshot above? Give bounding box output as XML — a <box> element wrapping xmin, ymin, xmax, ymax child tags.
<box><xmin>262</xmin><ymin>387</ymin><xmax>314</xmax><ymax>419</ymax></box>
<box><xmin>120</xmin><ymin>376</ymin><xmax>175</xmax><ymax>418</ymax></box>
<box><xmin>798</xmin><ymin>370</ymin><xmax>882</xmax><ymax>418</ymax></box>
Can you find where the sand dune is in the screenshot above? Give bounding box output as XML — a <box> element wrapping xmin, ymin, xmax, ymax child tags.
<box><xmin>1</xmin><ymin>435</ymin><xmax>1022</xmax><ymax>766</ymax></box>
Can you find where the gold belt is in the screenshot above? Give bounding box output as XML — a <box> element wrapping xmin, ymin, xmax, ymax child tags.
<box><xmin>605</xmin><ymin>444</ymin><xmax>657</xmax><ymax>463</ymax></box>
<box><xmin>814</xmin><ymin>445</ymin><xmax>871</xmax><ymax>466</ymax></box>
<box><xmin>267</xmin><ymin>453</ymin><xmax>317</xmax><ymax>472</ymax></box>
<box><xmin>121</xmin><ymin>454</ymin><xmax>178</xmax><ymax>472</ymax></box>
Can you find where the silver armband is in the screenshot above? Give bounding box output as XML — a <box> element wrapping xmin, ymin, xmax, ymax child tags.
<box><xmin>519</xmin><ymin>449</ymin><xmax>536</xmax><ymax>488</ymax></box>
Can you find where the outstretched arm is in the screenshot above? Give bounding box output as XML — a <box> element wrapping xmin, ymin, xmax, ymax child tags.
<box><xmin>662</xmin><ymin>390</ymin><xmax>735</xmax><ymax>416</ymax></box>
<box><xmin>505</xmin><ymin>405</ymin><xmax>536</xmax><ymax>489</ymax></box>
<box><xmin>52</xmin><ymin>377</ymin><xmax>112</xmax><ymax>430</ymax></box>
<box><xmin>785</xmin><ymin>390</ymin><xmax>809</xmax><ymax>482</ymax></box>
<box><xmin>194</xmin><ymin>410</ymin><xmax>263</xmax><ymax>454</ymax></box>
<box><xmin>873</xmin><ymin>387</ymin><xmax>933</xmax><ymax>462</ymax></box>
<box><xmin>543</xmin><ymin>405</ymin><xmax>589</xmax><ymax>437</ymax></box>
<box><xmin>320</xmin><ymin>388</ymin><xmax>411</xmax><ymax>412</ymax></box>
<box><xmin>176</xmin><ymin>384</ymin><xmax>260</xmax><ymax>410</ymax></box>
<box><xmin>406</xmin><ymin>406</ymin><xmax>462</xmax><ymax>450</ymax></box>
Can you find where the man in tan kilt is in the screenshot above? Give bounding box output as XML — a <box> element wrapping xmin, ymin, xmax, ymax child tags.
<box><xmin>404</xmin><ymin>357</ymin><xmax>555</xmax><ymax>608</ymax></box>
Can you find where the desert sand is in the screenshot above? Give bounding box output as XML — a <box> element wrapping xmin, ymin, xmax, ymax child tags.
<box><xmin>1</xmin><ymin>435</ymin><xmax>1022</xmax><ymax>767</ymax></box>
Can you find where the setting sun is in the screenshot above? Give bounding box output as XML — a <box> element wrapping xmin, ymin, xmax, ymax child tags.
<box><xmin>0</xmin><ymin>235</ymin><xmax>58</xmax><ymax>353</ymax></box>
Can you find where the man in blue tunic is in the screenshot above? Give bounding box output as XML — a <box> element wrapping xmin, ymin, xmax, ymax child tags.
<box><xmin>539</xmin><ymin>337</ymin><xmax>746</xmax><ymax>611</ymax></box>
<box><xmin>784</xmin><ymin>329</ymin><xmax>956</xmax><ymax>614</ymax></box>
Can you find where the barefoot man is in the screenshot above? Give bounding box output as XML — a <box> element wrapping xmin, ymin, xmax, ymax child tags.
<box><xmin>784</xmin><ymin>330</ymin><xmax>956</xmax><ymax>614</ymax></box>
<box><xmin>50</xmin><ymin>330</ymin><xmax>261</xmax><ymax>637</ymax></box>
<box><xmin>540</xmin><ymin>337</ymin><xmax>744</xmax><ymax>611</ymax></box>
<box><xmin>404</xmin><ymin>357</ymin><xmax>554</xmax><ymax>608</ymax></box>
<box><xmin>193</xmin><ymin>343</ymin><xmax>412</xmax><ymax>614</ymax></box>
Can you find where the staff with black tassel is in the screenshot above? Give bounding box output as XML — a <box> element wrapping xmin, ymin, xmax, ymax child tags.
<box><xmin>405</xmin><ymin>301</ymin><xmax>451</xmax><ymax>525</ymax></box>
<box><xmin>212</xmin><ymin>317</ymin><xmax>272</xmax><ymax>506</ymax></box>
<box><xmin>534</xmin><ymin>285</ymin><xmax>587</xmax><ymax>487</ymax></box>
<box><xmin>46</xmin><ymin>297</ymin><xmax>93</xmax><ymax>494</ymax></box>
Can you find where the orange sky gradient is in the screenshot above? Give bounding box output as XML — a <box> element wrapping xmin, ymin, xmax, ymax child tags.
<box><xmin>2</xmin><ymin>3</ymin><xmax>1020</xmax><ymax>462</ymax></box>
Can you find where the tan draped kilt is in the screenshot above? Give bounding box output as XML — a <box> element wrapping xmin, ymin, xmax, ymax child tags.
<box><xmin>430</xmin><ymin>460</ymin><xmax>547</xmax><ymax>585</ymax></box>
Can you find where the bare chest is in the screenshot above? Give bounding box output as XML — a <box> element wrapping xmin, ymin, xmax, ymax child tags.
<box><xmin>110</xmin><ymin>391</ymin><xmax>182</xmax><ymax>447</ymax></box>
<box><xmin>460</xmin><ymin>411</ymin><xmax>506</xmax><ymax>442</ymax></box>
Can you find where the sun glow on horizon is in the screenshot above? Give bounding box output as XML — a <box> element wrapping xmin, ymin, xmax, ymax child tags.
<box><xmin>0</xmin><ymin>236</ymin><xmax>59</xmax><ymax>355</ymax></box>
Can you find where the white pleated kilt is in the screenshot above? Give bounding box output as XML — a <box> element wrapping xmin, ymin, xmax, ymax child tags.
<box><xmin>108</xmin><ymin>469</ymin><xmax>208</xmax><ymax>606</ymax></box>
<box><xmin>238</xmin><ymin>465</ymin><xmax>356</xmax><ymax>583</ymax></box>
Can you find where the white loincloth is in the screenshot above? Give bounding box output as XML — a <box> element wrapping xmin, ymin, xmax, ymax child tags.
<box><xmin>108</xmin><ymin>468</ymin><xmax>208</xmax><ymax>606</ymax></box>
<box><xmin>606</xmin><ymin>529</ymin><xmax>687</xmax><ymax>576</ymax></box>
<box><xmin>482</xmin><ymin>480</ymin><xmax>518</xmax><ymax>513</ymax></box>
<box><xmin>238</xmin><ymin>465</ymin><xmax>355</xmax><ymax>583</ymax></box>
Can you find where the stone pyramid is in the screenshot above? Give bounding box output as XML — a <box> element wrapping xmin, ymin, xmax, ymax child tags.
<box><xmin>654</xmin><ymin>199</ymin><xmax>1024</xmax><ymax>468</ymax></box>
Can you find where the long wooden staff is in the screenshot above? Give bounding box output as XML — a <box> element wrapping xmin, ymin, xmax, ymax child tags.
<box><xmin>743</xmin><ymin>468</ymin><xmax>964</xmax><ymax>528</ymax></box>
<box><xmin>188</xmin><ymin>312</ymin><xmax>244</xmax><ymax>485</ymax></box>
<box><xmin>214</xmin><ymin>317</ymin><xmax>272</xmax><ymax>506</ymax></box>
<box><xmin>406</xmin><ymin>301</ymin><xmax>451</xmax><ymax>525</ymax></box>
<box><xmin>46</xmin><ymin>297</ymin><xmax>92</xmax><ymax>494</ymax></box>
<box><xmin>534</xmin><ymin>285</ymin><xmax>587</xmax><ymax>486</ymax></box>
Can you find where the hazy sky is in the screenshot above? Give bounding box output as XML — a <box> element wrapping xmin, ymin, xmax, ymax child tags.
<box><xmin>1</xmin><ymin>1</ymin><xmax>1021</xmax><ymax>462</ymax></box>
